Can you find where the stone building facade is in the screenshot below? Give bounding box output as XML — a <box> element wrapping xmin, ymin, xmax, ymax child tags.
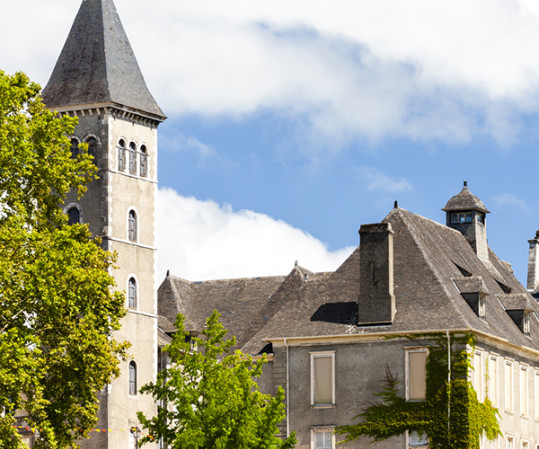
<box><xmin>42</xmin><ymin>1</ymin><xmax>539</xmax><ymax>449</ymax></box>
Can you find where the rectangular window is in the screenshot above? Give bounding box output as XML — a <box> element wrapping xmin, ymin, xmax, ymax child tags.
<box><xmin>507</xmin><ymin>436</ymin><xmax>514</xmax><ymax>449</ymax></box>
<box><xmin>311</xmin><ymin>352</ymin><xmax>335</xmax><ymax>406</ymax></box>
<box><xmin>407</xmin><ymin>349</ymin><xmax>428</xmax><ymax>400</ymax></box>
<box><xmin>505</xmin><ymin>361</ymin><xmax>513</xmax><ymax>412</ymax></box>
<box><xmin>488</xmin><ymin>356</ymin><xmax>497</xmax><ymax>406</ymax></box>
<box><xmin>474</xmin><ymin>351</ymin><xmax>483</xmax><ymax>401</ymax></box>
<box><xmin>408</xmin><ymin>431</ymin><xmax>428</xmax><ymax>447</ymax></box>
<box><xmin>520</xmin><ymin>365</ymin><xmax>528</xmax><ymax>416</ymax></box>
<box><xmin>522</xmin><ymin>441</ymin><xmax>529</xmax><ymax>449</ymax></box>
<box><xmin>312</xmin><ymin>429</ymin><xmax>334</xmax><ymax>449</ymax></box>
<box><xmin>535</xmin><ymin>371</ymin><xmax>539</xmax><ymax>420</ymax></box>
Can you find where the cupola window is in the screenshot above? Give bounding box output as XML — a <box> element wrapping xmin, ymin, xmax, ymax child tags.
<box><xmin>450</xmin><ymin>212</ymin><xmax>473</xmax><ymax>224</ymax></box>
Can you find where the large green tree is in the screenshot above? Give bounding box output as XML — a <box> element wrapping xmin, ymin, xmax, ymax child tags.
<box><xmin>0</xmin><ymin>71</ymin><xmax>127</xmax><ymax>449</ymax></box>
<box><xmin>137</xmin><ymin>310</ymin><xmax>296</xmax><ymax>449</ymax></box>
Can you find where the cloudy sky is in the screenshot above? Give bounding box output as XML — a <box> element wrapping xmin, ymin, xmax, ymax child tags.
<box><xmin>3</xmin><ymin>0</ymin><xmax>539</xmax><ymax>284</ymax></box>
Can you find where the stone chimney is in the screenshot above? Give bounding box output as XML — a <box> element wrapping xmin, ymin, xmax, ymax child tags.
<box><xmin>358</xmin><ymin>222</ymin><xmax>396</xmax><ymax>325</ymax></box>
<box><xmin>527</xmin><ymin>231</ymin><xmax>539</xmax><ymax>291</ymax></box>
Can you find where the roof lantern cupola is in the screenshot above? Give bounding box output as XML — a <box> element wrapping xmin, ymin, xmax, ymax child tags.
<box><xmin>443</xmin><ymin>181</ymin><xmax>490</xmax><ymax>260</ymax></box>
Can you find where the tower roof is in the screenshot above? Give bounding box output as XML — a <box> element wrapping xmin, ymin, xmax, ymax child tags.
<box><xmin>442</xmin><ymin>181</ymin><xmax>490</xmax><ymax>214</ymax></box>
<box><xmin>42</xmin><ymin>0</ymin><xmax>165</xmax><ymax>120</ymax></box>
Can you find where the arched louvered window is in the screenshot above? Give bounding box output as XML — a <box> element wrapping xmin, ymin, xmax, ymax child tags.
<box><xmin>86</xmin><ymin>136</ymin><xmax>97</xmax><ymax>162</ymax></box>
<box><xmin>129</xmin><ymin>142</ymin><xmax>136</xmax><ymax>174</ymax></box>
<box><xmin>128</xmin><ymin>210</ymin><xmax>137</xmax><ymax>242</ymax></box>
<box><xmin>67</xmin><ymin>206</ymin><xmax>80</xmax><ymax>225</ymax></box>
<box><xmin>70</xmin><ymin>138</ymin><xmax>79</xmax><ymax>159</ymax></box>
<box><xmin>118</xmin><ymin>139</ymin><xmax>126</xmax><ymax>171</ymax></box>
<box><xmin>140</xmin><ymin>145</ymin><xmax>148</xmax><ymax>178</ymax></box>
<box><xmin>128</xmin><ymin>277</ymin><xmax>137</xmax><ymax>309</ymax></box>
<box><xmin>128</xmin><ymin>361</ymin><xmax>137</xmax><ymax>395</ymax></box>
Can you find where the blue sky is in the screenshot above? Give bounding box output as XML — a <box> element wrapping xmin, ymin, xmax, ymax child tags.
<box><xmin>4</xmin><ymin>0</ymin><xmax>539</xmax><ymax>284</ymax></box>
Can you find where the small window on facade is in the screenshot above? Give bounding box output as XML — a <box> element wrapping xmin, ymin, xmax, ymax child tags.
<box><xmin>128</xmin><ymin>277</ymin><xmax>137</xmax><ymax>309</ymax></box>
<box><xmin>67</xmin><ymin>206</ymin><xmax>81</xmax><ymax>225</ymax></box>
<box><xmin>488</xmin><ymin>356</ymin><xmax>497</xmax><ymax>406</ymax></box>
<box><xmin>507</xmin><ymin>436</ymin><xmax>514</xmax><ymax>449</ymax></box>
<box><xmin>70</xmin><ymin>138</ymin><xmax>79</xmax><ymax>159</ymax></box>
<box><xmin>473</xmin><ymin>351</ymin><xmax>484</xmax><ymax>401</ymax></box>
<box><xmin>520</xmin><ymin>366</ymin><xmax>528</xmax><ymax>416</ymax></box>
<box><xmin>86</xmin><ymin>137</ymin><xmax>97</xmax><ymax>162</ymax></box>
<box><xmin>477</xmin><ymin>213</ymin><xmax>485</xmax><ymax>224</ymax></box>
<box><xmin>129</xmin><ymin>142</ymin><xmax>136</xmax><ymax>175</ymax></box>
<box><xmin>128</xmin><ymin>361</ymin><xmax>137</xmax><ymax>395</ymax></box>
<box><xmin>407</xmin><ymin>349</ymin><xmax>427</xmax><ymax>401</ymax></box>
<box><xmin>118</xmin><ymin>139</ymin><xmax>126</xmax><ymax>171</ymax></box>
<box><xmin>140</xmin><ymin>145</ymin><xmax>148</xmax><ymax>177</ymax></box>
<box><xmin>408</xmin><ymin>431</ymin><xmax>428</xmax><ymax>447</ymax></box>
<box><xmin>311</xmin><ymin>352</ymin><xmax>335</xmax><ymax>406</ymax></box>
<box><xmin>505</xmin><ymin>361</ymin><xmax>513</xmax><ymax>412</ymax></box>
<box><xmin>128</xmin><ymin>210</ymin><xmax>137</xmax><ymax>242</ymax></box>
<box><xmin>312</xmin><ymin>429</ymin><xmax>334</xmax><ymax>449</ymax></box>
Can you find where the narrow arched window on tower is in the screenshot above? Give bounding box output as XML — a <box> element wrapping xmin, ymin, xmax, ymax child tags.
<box><xmin>128</xmin><ymin>210</ymin><xmax>137</xmax><ymax>242</ymax></box>
<box><xmin>129</xmin><ymin>142</ymin><xmax>136</xmax><ymax>175</ymax></box>
<box><xmin>67</xmin><ymin>206</ymin><xmax>81</xmax><ymax>225</ymax></box>
<box><xmin>86</xmin><ymin>137</ymin><xmax>97</xmax><ymax>163</ymax></box>
<box><xmin>118</xmin><ymin>139</ymin><xmax>126</xmax><ymax>171</ymax></box>
<box><xmin>128</xmin><ymin>277</ymin><xmax>137</xmax><ymax>309</ymax></box>
<box><xmin>128</xmin><ymin>361</ymin><xmax>137</xmax><ymax>395</ymax></box>
<box><xmin>140</xmin><ymin>145</ymin><xmax>148</xmax><ymax>177</ymax></box>
<box><xmin>70</xmin><ymin>138</ymin><xmax>79</xmax><ymax>159</ymax></box>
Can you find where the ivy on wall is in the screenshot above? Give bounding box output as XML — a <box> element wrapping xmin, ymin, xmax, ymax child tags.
<box><xmin>335</xmin><ymin>333</ymin><xmax>501</xmax><ymax>449</ymax></box>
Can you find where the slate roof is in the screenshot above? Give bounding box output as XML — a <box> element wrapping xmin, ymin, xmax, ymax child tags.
<box><xmin>158</xmin><ymin>206</ymin><xmax>539</xmax><ymax>355</ymax></box>
<box><xmin>442</xmin><ymin>182</ymin><xmax>490</xmax><ymax>213</ymax></box>
<box><xmin>42</xmin><ymin>0</ymin><xmax>165</xmax><ymax>120</ymax></box>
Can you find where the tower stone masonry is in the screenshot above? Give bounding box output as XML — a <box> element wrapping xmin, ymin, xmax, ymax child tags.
<box><xmin>42</xmin><ymin>1</ymin><xmax>166</xmax><ymax>448</ymax></box>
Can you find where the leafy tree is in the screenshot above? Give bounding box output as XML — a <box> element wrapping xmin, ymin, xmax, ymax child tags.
<box><xmin>0</xmin><ymin>71</ymin><xmax>127</xmax><ymax>449</ymax></box>
<box><xmin>137</xmin><ymin>310</ymin><xmax>296</xmax><ymax>449</ymax></box>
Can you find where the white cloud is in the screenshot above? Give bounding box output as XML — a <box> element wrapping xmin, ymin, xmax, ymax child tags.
<box><xmin>357</xmin><ymin>166</ymin><xmax>413</xmax><ymax>193</ymax></box>
<box><xmin>156</xmin><ymin>188</ymin><xmax>354</xmax><ymax>281</ymax></box>
<box><xmin>4</xmin><ymin>0</ymin><xmax>539</xmax><ymax>148</ymax></box>
<box><xmin>492</xmin><ymin>193</ymin><xmax>532</xmax><ymax>213</ymax></box>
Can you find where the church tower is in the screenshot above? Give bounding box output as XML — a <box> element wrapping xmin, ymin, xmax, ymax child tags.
<box><xmin>42</xmin><ymin>1</ymin><xmax>166</xmax><ymax>448</ymax></box>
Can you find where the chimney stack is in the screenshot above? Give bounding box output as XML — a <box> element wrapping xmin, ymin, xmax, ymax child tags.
<box><xmin>527</xmin><ymin>231</ymin><xmax>539</xmax><ymax>291</ymax></box>
<box><xmin>358</xmin><ymin>222</ymin><xmax>396</xmax><ymax>325</ymax></box>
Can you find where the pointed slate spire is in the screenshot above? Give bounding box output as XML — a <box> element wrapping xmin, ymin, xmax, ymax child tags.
<box><xmin>42</xmin><ymin>0</ymin><xmax>165</xmax><ymax>120</ymax></box>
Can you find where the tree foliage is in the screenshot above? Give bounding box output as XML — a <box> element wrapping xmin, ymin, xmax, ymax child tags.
<box><xmin>335</xmin><ymin>333</ymin><xmax>501</xmax><ymax>449</ymax></box>
<box><xmin>0</xmin><ymin>71</ymin><xmax>128</xmax><ymax>449</ymax></box>
<box><xmin>137</xmin><ymin>310</ymin><xmax>296</xmax><ymax>449</ymax></box>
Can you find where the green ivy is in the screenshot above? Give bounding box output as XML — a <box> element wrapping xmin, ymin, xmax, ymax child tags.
<box><xmin>335</xmin><ymin>333</ymin><xmax>501</xmax><ymax>448</ymax></box>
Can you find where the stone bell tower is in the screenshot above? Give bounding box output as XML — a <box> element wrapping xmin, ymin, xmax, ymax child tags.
<box><xmin>42</xmin><ymin>1</ymin><xmax>166</xmax><ymax>448</ymax></box>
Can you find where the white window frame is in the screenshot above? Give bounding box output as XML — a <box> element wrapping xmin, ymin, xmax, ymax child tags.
<box><xmin>520</xmin><ymin>364</ymin><xmax>528</xmax><ymax>417</ymax></box>
<box><xmin>311</xmin><ymin>426</ymin><xmax>335</xmax><ymax>449</ymax></box>
<box><xmin>310</xmin><ymin>351</ymin><xmax>335</xmax><ymax>407</ymax></box>
<box><xmin>535</xmin><ymin>371</ymin><xmax>539</xmax><ymax>420</ymax></box>
<box><xmin>473</xmin><ymin>351</ymin><xmax>484</xmax><ymax>401</ymax></box>
<box><xmin>488</xmin><ymin>355</ymin><xmax>497</xmax><ymax>406</ymax></box>
<box><xmin>407</xmin><ymin>430</ymin><xmax>428</xmax><ymax>448</ymax></box>
<box><xmin>405</xmin><ymin>347</ymin><xmax>428</xmax><ymax>401</ymax></box>
<box><xmin>505</xmin><ymin>360</ymin><xmax>513</xmax><ymax>413</ymax></box>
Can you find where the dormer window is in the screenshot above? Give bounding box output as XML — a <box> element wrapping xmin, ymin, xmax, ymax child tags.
<box><xmin>450</xmin><ymin>212</ymin><xmax>473</xmax><ymax>224</ymax></box>
<box><xmin>455</xmin><ymin>264</ymin><xmax>472</xmax><ymax>277</ymax></box>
